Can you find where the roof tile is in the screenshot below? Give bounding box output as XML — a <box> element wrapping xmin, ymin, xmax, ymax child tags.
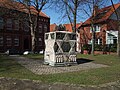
<box><xmin>82</xmin><ymin>3</ymin><xmax>120</xmax><ymax>26</ymax></box>
<box><xmin>0</xmin><ymin>0</ymin><xmax>49</xmax><ymax>18</ymax></box>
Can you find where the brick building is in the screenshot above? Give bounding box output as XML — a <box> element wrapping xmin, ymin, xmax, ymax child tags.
<box><xmin>50</xmin><ymin>23</ymin><xmax>81</xmax><ymax>32</ymax></box>
<box><xmin>78</xmin><ymin>3</ymin><xmax>120</xmax><ymax>52</ymax></box>
<box><xmin>0</xmin><ymin>0</ymin><xmax>50</xmax><ymax>53</ymax></box>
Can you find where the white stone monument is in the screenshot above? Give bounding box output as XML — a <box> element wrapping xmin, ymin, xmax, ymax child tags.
<box><xmin>44</xmin><ymin>31</ymin><xmax>77</xmax><ymax>66</ymax></box>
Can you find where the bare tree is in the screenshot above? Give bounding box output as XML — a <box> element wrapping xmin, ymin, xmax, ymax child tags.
<box><xmin>81</xmin><ymin>0</ymin><xmax>107</xmax><ymax>55</ymax></box>
<box><xmin>110</xmin><ymin>0</ymin><xmax>120</xmax><ymax>57</ymax></box>
<box><xmin>53</xmin><ymin>0</ymin><xmax>85</xmax><ymax>33</ymax></box>
<box><xmin>15</xmin><ymin>0</ymin><xmax>51</xmax><ymax>53</ymax></box>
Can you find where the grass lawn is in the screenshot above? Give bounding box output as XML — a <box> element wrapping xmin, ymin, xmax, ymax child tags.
<box><xmin>22</xmin><ymin>54</ymin><xmax>44</xmax><ymax>60</ymax></box>
<box><xmin>0</xmin><ymin>54</ymin><xmax>120</xmax><ymax>85</ymax></box>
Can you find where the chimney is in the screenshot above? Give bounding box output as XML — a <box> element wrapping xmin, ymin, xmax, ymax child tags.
<box><xmin>93</xmin><ymin>5</ymin><xmax>99</xmax><ymax>16</ymax></box>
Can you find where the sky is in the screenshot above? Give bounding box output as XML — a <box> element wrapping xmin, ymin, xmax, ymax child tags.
<box><xmin>42</xmin><ymin>0</ymin><xmax>120</xmax><ymax>25</ymax></box>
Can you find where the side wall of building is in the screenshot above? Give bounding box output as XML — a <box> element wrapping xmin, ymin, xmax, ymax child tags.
<box><xmin>0</xmin><ymin>7</ymin><xmax>50</xmax><ymax>53</ymax></box>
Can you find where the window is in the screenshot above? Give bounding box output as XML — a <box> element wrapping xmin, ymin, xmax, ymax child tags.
<box><xmin>95</xmin><ymin>39</ymin><xmax>98</xmax><ymax>44</ymax></box>
<box><xmin>107</xmin><ymin>33</ymin><xmax>117</xmax><ymax>44</ymax></box>
<box><xmin>113</xmin><ymin>39</ymin><xmax>117</xmax><ymax>44</ymax></box>
<box><xmin>90</xmin><ymin>25</ymin><xmax>100</xmax><ymax>32</ymax></box>
<box><xmin>24</xmin><ymin>21</ymin><xmax>29</xmax><ymax>32</ymax></box>
<box><xmin>14</xmin><ymin>37</ymin><xmax>19</xmax><ymax>46</ymax></box>
<box><xmin>46</xmin><ymin>20</ymin><xmax>48</xmax><ymax>22</ymax></box>
<box><xmin>14</xmin><ymin>20</ymin><xmax>19</xmax><ymax>30</ymax></box>
<box><xmin>99</xmin><ymin>39</ymin><xmax>102</xmax><ymax>44</ymax></box>
<box><xmin>44</xmin><ymin>25</ymin><xmax>47</xmax><ymax>32</ymax></box>
<box><xmin>90</xmin><ymin>27</ymin><xmax>94</xmax><ymax>32</ymax></box>
<box><xmin>6</xmin><ymin>19</ymin><xmax>12</xmax><ymax>30</ymax></box>
<box><xmin>88</xmin><ymin>40</ymin><xmax>92</xmax><ymax>44</ymax></box>
<box><xmin>38</xmin><ymin>24</ymin><xmax>42</xmax><ymax>33</ymax></box>
<box><xmin>0</xmin><ymin>36</ymin><xmax>3</xmax><ymax>46</ymax></box>
<box><xmin>0</xmin><ymin>17</ymin><xmax>4</xmax><ymax>29</ymax></box>
<box><xmin>38</xmin><ymin>37</ymin><xmax>42</xmax><ymax>46</ymax></box>
<box><xmin>95</xmin><ymin>25</ymin><xmax>100</xmax><ymax>32</ymax></box>
<box><xmin>6</xmin><ymin>37</ymin><xmax>12</xmax><ymax>46</ymax></box>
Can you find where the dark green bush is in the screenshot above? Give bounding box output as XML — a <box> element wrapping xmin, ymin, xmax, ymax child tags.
<box><xmin>81</xmin><ymin>44</ymin><xmax>117</xmax><ymax>52</ymax></box>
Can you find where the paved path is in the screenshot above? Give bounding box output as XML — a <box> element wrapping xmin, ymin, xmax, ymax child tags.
<box><xmin>11</xmin><ymin>56</ymin><xmax>108</xmax><ymax>75</ymax></box>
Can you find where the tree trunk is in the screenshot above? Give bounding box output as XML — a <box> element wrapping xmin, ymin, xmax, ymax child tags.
<box><xmin>91</xmin><ymin>24</ymin><xmax>95</xmax><ymax>55</ymax></box>
<box><xmin>30</xmin><ymin>23</ymin><xmax>36</xmax><ymax>53</ymax></box>
<box><xmin>73</xmin><ymin>0</ymin><xmax>77</xmax><ymax>33</ymax></box>
<box><xmin>92</xmin><ymin>31</ymin><xmax>95</xmax><ymax>55</ymax></box>
<box><xmin>117</xmin><ymin>25</ymin><xmax>120</xmax><ymax>56</ymax></box>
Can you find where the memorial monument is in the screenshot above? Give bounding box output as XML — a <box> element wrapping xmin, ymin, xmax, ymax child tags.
<box><xmin>44</xmin><ymin>31</ymin><xmax>77</xmax><ymax>66</ymax></box>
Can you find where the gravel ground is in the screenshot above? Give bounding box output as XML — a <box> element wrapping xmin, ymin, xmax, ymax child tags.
<box><xmin>0</xmin><ymin>77</ymin><xmax>120</xmax><ymax>90</ymax></box>
<box><xmin>11</xmin><ymin>56</ymin><xmax>108</xmax><ymax>75</ymax></box>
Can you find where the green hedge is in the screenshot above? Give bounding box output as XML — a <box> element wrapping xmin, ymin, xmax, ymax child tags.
<box><xmin>82</xmin><ymin>44</ymin><xmax>117</xmax><ymax>52</ymax></box>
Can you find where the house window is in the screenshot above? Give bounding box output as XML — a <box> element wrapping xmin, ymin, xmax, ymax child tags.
<box><xmin>90</xmin><ymin>27</ymin><xmax>94</xmax><ymax>32</ymax></box>
<box><xmin>6</xmin><ymin>37</ymin><xmax>12</xmax><ymax>46</ymax></box>
<box><xmin>90</xmin><ymin>25</ymin><xmax>100</xmax><ymax>32</ymax></box>
<box><xmin>6</xmin><ymin>19</ymin><xmax>12</xmax><ymax>30</ymax></box>
<box><xmin>24</xmin><ymin>21</ymin><xmax>29</xmax><ymax>32</ymax></box>
<box><xmin>38</xmin><ymin>24</ymin><xmax>42</xmax><ymax>33</ymax></box>
<box><xmin>14</xmin><ymin>37</ymin><xmax>19</xmax><ymax>46</ymax></box>
<box><xmin>95</xmin><ymin>39</ymin><xmax>98</xmax><ymax>44</ymax></box>
<box><xmin>95</xmin><ymin>25</ymin><xmax>100</xmax><ymax>32</ymax></box>
<box><xmin>99</xmin><ymin>39</ymin><xmax>102</xmax><ymax>44</ymax></box>
<box><xmin>113</xmin><ymin>39</ymin><xmax>117</xmax><ymax>44</ymax></box>
<box><xmin>44</xmin><ymin>25</ymin><xmax>47</xmax><ymax>32</ymax></box>
<box><xmin>113</xmin><ymin>36</ymin><xmax>117</xmax><ymax>44</ymax></box>
<box><xmin>0</xmin><ymin>17</ymin><xmax>4</xmax><ymax>29</ymax></box>
<box><xmin>0</xmin><ymin>36</ymin><xmax>3</xmax><ymax>46</ymax></box>
<box><xmin>14</xmin><ymin>20</ymin><xmax>19</xmax><ymax>30</ymax></box>
<box><xmin>97</xmin><ymin>39</ymin><xmax>102</xmax><ymax>44</ymax></box>
<box><xmin>46</xmin><ymin>20</ymin><xmax>48</xmax><ymax>22</ymax></box>
<box><xmin>38</xmin><ymin>37</ymin><xmax>42</xmax><ymax>46</ymax></box>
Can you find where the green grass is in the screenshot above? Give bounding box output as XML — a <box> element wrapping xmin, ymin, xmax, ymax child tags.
<box><xmin>77</xmin><ymin>54</ymin><xmax>120</xmax><ymax>66</ymax></box>
<box><xmin>22</xmin><ymin>54</ymin><xmax>44</xmax><ymax>60</ymax></box>
<box><xmin>0</xmin><ymin>54</ymin><xmax>120</xmax><ymax>85</ymax></box>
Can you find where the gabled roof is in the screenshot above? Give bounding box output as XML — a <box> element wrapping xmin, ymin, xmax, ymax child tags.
<box><xmin>63</xmin><ymin>24</ymin><xmax>73</xmax><ymax>32</ymax></box>
<box><xmin>0</xmin><ymin>0</ymin><xmax>49</xmax><ymax>18</ymax></box>
<box><xmin>64</xmin><ymin>23</ymin><xmax>82</xmax><ymax>32</ymax></box>
<box><xmin>50</xmin><ymin>23</ymin><xmax>82</xmax><ymax>32</ymax></box>
<box><xmin>81</xmin><ymin>3</ymin><xmax>120</xmax><ymax>26</ymax></box>
<box><xmin>50</xmin><ymin>23</ymin><xmax>57</xmax><ymax>32</ymax></box>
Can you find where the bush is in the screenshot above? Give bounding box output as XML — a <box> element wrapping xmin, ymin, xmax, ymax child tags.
<box><xmin>82</xmin><ymin>44</ymin><xmax>117</xmax><ymax>53</ymax></box>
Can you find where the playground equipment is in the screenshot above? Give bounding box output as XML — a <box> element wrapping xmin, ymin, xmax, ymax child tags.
<box><xmin>44</xmin><ymin>31</ymin><xmax>77</xmax><ymax>66</ymax></box>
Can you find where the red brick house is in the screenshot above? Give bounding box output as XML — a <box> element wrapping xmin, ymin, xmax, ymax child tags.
<box><xmin>0</xmin><ymin>0</ymin><xmax>50</xmax><ymax>53</ymax></box>
<box><xmin>50</xmin><ymin>23</ymin><xmax>82</xmax><ymax>32</ymax></box>
<box><xmin>78</xmin><ymin>3</ymin><xmax>120</xmax><ymax>52</ymax></box>
<box><xmin>50</xmin><ymin>23</ymin><xmax>56</xmax><ymax>32</ymax></box>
